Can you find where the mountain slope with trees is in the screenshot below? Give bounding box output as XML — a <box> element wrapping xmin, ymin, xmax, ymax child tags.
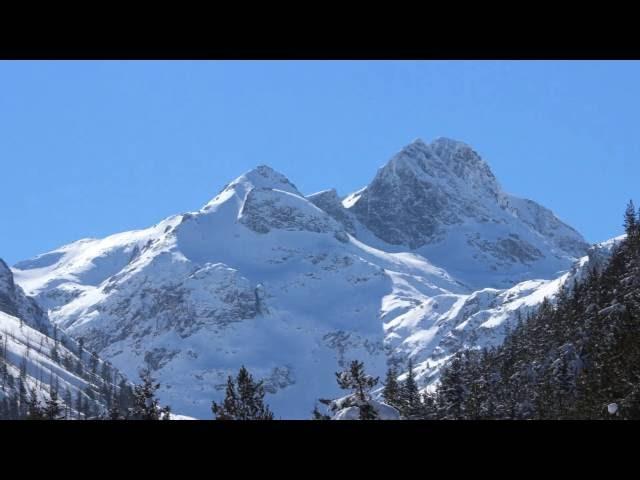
<box><xmin>0</xmin><ymin>258</ymin><xmax>136</xmax><ymax>419</ymax></box>
<box><xmin>427</xmin><ymin>202</ymin><xmax>640</xmax><ymax>419</ymax></box>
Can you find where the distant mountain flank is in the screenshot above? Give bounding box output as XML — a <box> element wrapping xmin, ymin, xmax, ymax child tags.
<box><xmin>1</xmin><ymin>258</ymin><xmax>130</xmax><ymax>419</ymax></box>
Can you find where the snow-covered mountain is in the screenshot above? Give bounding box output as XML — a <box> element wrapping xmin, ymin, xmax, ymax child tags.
<box><xmin>1</xmin><ymin>259</ymin><xmax>125</xmax><ymax>418</ymax></box>
<box><xmin>330</xmin><ymin>138</ymin><xmax>589</xmax><ymax>289</ymax></box>
<box><xmin>12</xmin><ymin>138</ymin><xmax>597</xmax><ymax>419</ymax></box>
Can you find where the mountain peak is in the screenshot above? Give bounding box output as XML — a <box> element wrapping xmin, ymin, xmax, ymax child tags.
<box><xmin>431</xmin><ymin>136</ymin><xmax>469</xmax><ymax>148</ymax></box>
<box><xmin>402</xmin><ymin>136</ymin><xmax>470</xmax><ymax>151</ymax></box>
<box><xmin>382</xmin><ymin>137</ymin><xmax>499</xmax><ymax>195</ymax></box>
<box><xmin>343</xmin><ymin>137</ymin><xmax>588</xmax><ymax>274</ymax></box>
<box><xmin>204</xmin><ymin>165</ymin><xmax>301</xmax><ymax>210</ymax></box>
<box><xmin>228</xmin><ymin>165</ymin><xmax>300</xmax><ymax>195</ymax></box>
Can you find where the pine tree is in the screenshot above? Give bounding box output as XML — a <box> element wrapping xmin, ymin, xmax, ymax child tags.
<box><xmin>211</xmin><ymin>366</ymin><xmax>274</xmax><ymax>420</ymax></box>
<box><xmin>335</xmin><ymin>360</ymin><xmax>379</xmax><ymax>420</ymax></box>
<box><xmin>101</xmin><ymin>361</ymin><xmax>112</xmax><ymax>382</ymax></box>
<box><xmin>420</xmin><ymin>391</ymin><xmax>438</xmax><ymax>419</ymax></box>
<box><xmin>44</xmin><ymin>390</ymin><xmax>64</xmax><ymax>420</ymax></box>
<box><xmin>624</xmin><ymin>200</ymin><xmax>638</xmax><ymax>242</ymax></box>
<box><xmin>130</xmin><ymin>369</ymin><xmax>171</xmax><ymax>420</ymax></box>
<box><xmin>18</xmin><ymin>377</ymin><xmax>28</xmax><ymax>417</ymax></box>
<box><xmin>212</xmin><ymin>375</ymin><xmax>240</xmax><ymax>420</ymax></box>
<box><xmin>437</xmin><ymin>354</ymin><xmax>465</xmax><ymax>419</ymax></box>
<box><xmin>117</xmin><ymin>378</ymin><xmax>134</xmax><ymax>412</ymax></box>
<box><xmin>77</xmin><ymin>337</ymin><xmax>84</xmax><ymax>359</ymax></box>
<box><xmin>382</xmin><ymin>366</ymin><xmax>402</xmax><ymax>409</ymax></box>
<box><xmin>108</xmin><ymin>403</ymin><xmax>124</xmax><ymax>420</ymax></box>
<box><xmin>399</xmin><ymin>359</ymin><xmax>421</xmax><ymax>419</ymax></box>
<box><xmin>26</xmin><ymin>389</ymin><xmax>45</xmax><ymax>420</ymax></box>
<box><xmin>89</xmin><ymin>354</ymin><xmax>99</xmax><ymax>376</ymax></box>
<box><xmin>75</xmin><ymin>390</ymin><xmax>84</xmax><ymax>419</ymax></box>
<box><xmin>50</xmin><ymin>346</ymin><xmax>59</xmax><ymax>364</ymax></box>
<box><xmin>64</xmin><ymin>387</ymin><xmax>72</xmax><ymax>419</ymax></box>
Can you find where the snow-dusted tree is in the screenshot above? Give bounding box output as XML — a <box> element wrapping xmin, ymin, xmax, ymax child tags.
<box><xmin>314</xmin><ymin>360</ymin><xmax>399</xmax><ymax>420</ymax></box>
<box><xmin>399</xmin><ymin>359</ymin><xmax>421</xmax><ymax>419</ymax></box>
<box><xmin>129</xmin><ymin>369</ymin><xmax>171</xmax><ymax>420</ymax></box>
<box><xmin>437</xmin><ymin>354</ymin><xmax>465</xmax><ymax>419</ymax></box>
<box><xmin>334</xmin><ymin>360</ymin><xmax>380</xmax><ymax>420</ymax></box>
<box><xmin>624</xmin><ymin>200</ymin><xmax>638</xmax><ymax>243</ymax></box>
<box><xmin>89</xmin><ymin>354</ymin><xmax>99</xmax><ymax>376</ymax></box>
<box><xmin>26</xmin><ymin>389</ymin><xmax>45</xmax><ymax>420</ymax></box>
<box><xmin>382</xmin><ymin>366</ymin><xmax>402</xmax><ymax>410</ymax></box>
<box><xmin>44</xmin><ymin>389</ymin><xmax>64</xmax><ymax>420</ymax></box>
<box><xmin>63</xmin><ymin>387</ymin><xmax>72</xmax><ymax>419</ymax></box>
<box><xmin>117</xmin><ymin>378</ymin><xmax>135</xmax><ymax>412</ymax></box>
<box><xmin>77</xmin><ymin>336</ymin><xmax>84</xmax><ymax>359</ymax></box>
<box><xmin>211</xmin><ymin>366</ymin><xmax>274</xmax><ymax>420</ymax></box>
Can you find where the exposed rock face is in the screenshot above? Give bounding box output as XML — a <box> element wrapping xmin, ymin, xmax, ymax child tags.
<box><xmin>307</xmin><ymin>189</ymin><xmax>357</xmax><ymax>236</ymax></box>
<box><xmin>240</xmin><ymin>187</ymin><xmax>348</xmax><ymax>241</ymax></box>
<box><xmin>348</xmin><ymin>138</ymin><xmax>501</xmax><ymax>248</ymax></box>
<box><xmin>0</xmin><ymin>258</ymin><xmax>49</xmax><ymax>333</ymax></box>
<box><xmin>501</xmin><ymin>195</ymin><xmax>589</xmax><ymax>259</ymax></box>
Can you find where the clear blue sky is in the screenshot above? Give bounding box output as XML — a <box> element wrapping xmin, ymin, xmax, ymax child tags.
<box><xmin>1</xmin><ymin>61</ymin><xmax>639</xmax><ymax>265</ymax></box>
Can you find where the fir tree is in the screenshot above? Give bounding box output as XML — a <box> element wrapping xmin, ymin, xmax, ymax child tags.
<box><xmin>335</xmin><ymin>360</ymin><xmax>379</xmax><ymax>420</ymax></box>
<box><xmin>399</xmin><ymin>359</ymin><xmax>421</xmax><ymax>419</ymax></box>
<box><xmin>437</xmin><ymin>353</ymin><xmax>465</xmax><ymax>419</ymax></box>
<box><xmin>130</xmin><ymin>369</ymin><xmax>171</xmax><ymax>420</ymax></box>
<box><xmin>64</xmin><ymin>387</ymin><xmax>72</xmax><ymax>420</ymax></box>
<box><xmin>44</xmin><ymin>390</ymin><xmax>64</xmax><ymax>420</ymax></box>
<box><xmin>211</xmin><ymin>366</ymin><xmax>274</xmax><ymax>420</ymax></box>
<box><xmin>382</xmin><ymin>365</ymin><xmax>402</xmax><ymax>409</ymax></box>
<box><xmin>26</xmin><ymin>389</ymin><xmax>45</xmax><ymax>420</ymax></box>
<box><xmin>624</xmin><ymin>199</ymin><xmax>638</xmax><ymax>243</ymax></box>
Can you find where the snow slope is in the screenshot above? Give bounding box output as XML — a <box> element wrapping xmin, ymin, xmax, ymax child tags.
<box><xmin>384</xmin><ymin>237</ymin><xmax>620</xmax><ymax>392</ymax></box>
<box><xmin>12</xmin><ymin>138</ymin><xmax>601</xmax><ymax>419</ymax></box>
<box><xmin>1</xmin><ymin>259</ymin><xmax>126</xmax><ymax>418</ymax></box>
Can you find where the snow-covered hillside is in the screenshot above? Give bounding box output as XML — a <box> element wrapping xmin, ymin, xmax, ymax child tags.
<box><xmin>12</xmin><ymin>138</ymin><xmax>599</xmax><ymax>419</ymax></box>
<box><xmin>0</xmin><ymin>259</ymin><xmax>127</xmax><ymax>418</ymax></box>
<box><xmin>388</xmin><ymin>237</ymin><xmax>621</xmax><ymax>392</ymax></box>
